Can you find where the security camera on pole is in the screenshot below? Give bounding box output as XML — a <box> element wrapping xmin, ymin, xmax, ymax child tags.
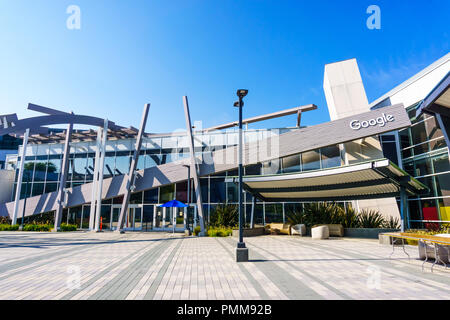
<box><xmin>235</xmin><ymin>89</ymin><xmax>249</xmax><ymax>262</ymax></box>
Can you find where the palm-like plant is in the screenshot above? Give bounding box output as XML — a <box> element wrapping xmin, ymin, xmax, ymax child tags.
<box><xmin>210</xmin><ymin>204</ymin><xmax>238</xmax><ymax>228</ymax></box>
<box><xmin>383</xmin><ymin>216</ymin><xmax>401</xmax><ymax>229</ymax></box>
<box><xmin>340</xmin><ymin>205</ymin><xmax>360</xmax><ymax>228</ymax></box>
<box><xmin>358</xmin><ymin>209</ymin><xmax>386</xmax><ymax>228</ymax></box>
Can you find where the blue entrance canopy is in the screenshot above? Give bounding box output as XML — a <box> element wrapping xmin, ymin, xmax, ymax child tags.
<box><xmin>158</xmin><ymin>200</ymin><xmax>188</xmax><ymax>208</ymax></box>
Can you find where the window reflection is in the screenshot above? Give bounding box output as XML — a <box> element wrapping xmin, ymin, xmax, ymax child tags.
<box><xmin>302</xmin><ymin>149</ymin><xmax>320</xmax><ymax>171</ymax></box>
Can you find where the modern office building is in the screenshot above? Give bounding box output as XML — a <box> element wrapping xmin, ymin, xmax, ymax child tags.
<box><xmin>0</xmin><ymin>52</ymin><xmax>448</xmax><ymax>232</ymax></box>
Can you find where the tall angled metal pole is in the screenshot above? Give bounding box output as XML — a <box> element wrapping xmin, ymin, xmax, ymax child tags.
<box><xmin>117</xmin><ymin>103</ymin><xmax>150</xmax><ymax>233</ymax></box>
<box><xmin>94</xmin><ymin>119</ymin><xmax>108</xmax><ymax>232</ymax></box>
<box><xmin>12</xmin><ymin>128</ymin><xmax>29</xmax><ymax>226</ymax></box>
<box><xmin>54</xmin><ymin>122</ymin><xmax>73</xmax><ymax>231</ymax></box>
<box><xmin>183</xmin><ymin>96</ymin><xmax>206</xmax><ymax>236</ymax></box>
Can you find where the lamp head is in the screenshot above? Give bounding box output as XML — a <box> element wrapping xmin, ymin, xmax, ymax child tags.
<box><xmin>236</xmin><ymin>89</ymin><xmax>248</xmax><ymax>98</ymax></box>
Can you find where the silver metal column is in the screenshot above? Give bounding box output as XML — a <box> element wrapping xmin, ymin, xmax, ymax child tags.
<box><xmin>250</xmin><ymin>196</ymin><xmax>256</xmax><ymax>229</ymax></box>
<box><xmin>94</xmin><ymin>119</ymin><xmax>108</xmax><ymax>232</ymax></box>
<box><xmin>54</xmin><ymin>123</ymin><xmax>73</xmax><ymax>231</ymax></box>
<box><xmin>89</xmin><ymin>128</ymin><xmax>102</xmax><ymax>230</ymax></box>
<box><xmin>117</xmin><ymin>104</ymin><xmax>150</xmax><ymax>233</ymax></box>
<box><xmin>12</xmin><ymin>128</ymin><xmax>29</xmax><ymax>225</ymax></box>
<box><xmin>182</xmin><ymin>96</ymin><xmax>206</xmax><ymax>235</ymax></box>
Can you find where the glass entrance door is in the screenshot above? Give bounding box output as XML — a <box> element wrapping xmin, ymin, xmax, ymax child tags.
<box><xmin>111</xmin><ymin>205</ymin><xmax>143</xmax><ymax>231</ymax></box>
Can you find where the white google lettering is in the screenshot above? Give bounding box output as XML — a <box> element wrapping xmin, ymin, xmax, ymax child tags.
<box><xmin>350</xmin><ymin>113</ymin><xmax>394</xmax><ymax>130</ymax></box>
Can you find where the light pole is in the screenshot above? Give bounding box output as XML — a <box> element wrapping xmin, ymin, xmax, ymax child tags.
<box><xmin>182</xmin><ymin>164</ymin><xmax>191</xmax><ymax>235</ymax></box>
<box><xmin>235</xmin><ymin>89</ymin><xmax>249</xmax><ymax>262</ymax></box>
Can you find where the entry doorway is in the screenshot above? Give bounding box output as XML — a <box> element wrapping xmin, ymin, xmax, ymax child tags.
<box><xmin>152</xmin><ymin>204</ymin><xmax>195</xmax><ymax>232</ymax></box>
<box><xmin>110</xmin><ymin>204</ymin><xmax>143</xmax><ymax>231</ymax></box>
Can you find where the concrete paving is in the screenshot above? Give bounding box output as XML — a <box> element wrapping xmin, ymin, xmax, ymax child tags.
<box><xmin>0</xmin><ymin>231</ymin><xmax>450</xmax><ymax>300</ymax></box>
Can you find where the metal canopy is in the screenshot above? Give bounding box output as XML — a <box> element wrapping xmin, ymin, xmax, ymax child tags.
<box><xmin>416</xmin><ymin>71</ymin><xmax>450</xmax><ymax>118</ymax></box>
<box><xmin>227</xmin><ymin>159</ymin><xmax>428</xmax><ymax>202</ymax></box>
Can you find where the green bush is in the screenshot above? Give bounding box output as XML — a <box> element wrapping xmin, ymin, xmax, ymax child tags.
<box><xmin>357</xmin><ymin>209</ymin><xmax>385</xmax><ymax>228</ymax></box>
<box><xmin>23</xmin><ymin>224</ymin><xmax>52</xmax><ymax>232</ymax></box>
<box><xmin>209</xmin><ymin>204</ymin><xmax>238</xmax><ymax>228</ymax></box>
<box><xmin>0</xmin><ymin>216</ymin><xmax>12</xmax><ymax>225</ymax></box>
<box><xmin>207</xmin><ymin>227</ymin><xmax>233</xmax><ymax>237</ymax></box>
<box><xmin>0</xmin><ymin>224</ymin><xmax>19</xmax><ymax>231</ymax></box>
<box><xmin>286</xmin><ymin>203</ymin><xmax>393</xmax><ymax>229</ymax></box>
<box><xmin>60</xmin><ymin>223</ymin><xmax>77</xmax><ymax>232</ymax></box>
<box><xmin>383</xmin><ymin>216</ymin><xmax>401</xmax><ymax>229</ymax></box>
<box><xmin>193</xmin><ymin>226</ymin><xmax>201</xmax><ymax>236</ymax></box>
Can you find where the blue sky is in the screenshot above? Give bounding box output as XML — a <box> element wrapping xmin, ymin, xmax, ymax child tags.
<box><xmin>0</xmin><ymin>0</ymin><xmax>449</xmax><ymax>133</ymax></box>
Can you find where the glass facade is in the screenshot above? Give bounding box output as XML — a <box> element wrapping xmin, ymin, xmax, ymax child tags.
<box><xmin>397</xmin><ymin>105</ymin><xmax>450</xmax><ymax>229</ymax></box>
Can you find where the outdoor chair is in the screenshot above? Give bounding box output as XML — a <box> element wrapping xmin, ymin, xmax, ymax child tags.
<box><xmin>291</xmin><ymin>224</ymin><xmax>306</xmax><ymax>236</ymax></box>
<box><xmin>311</xmin><ymin>225</ymin><xmax>329</xmax><ymax>240</ymax></box>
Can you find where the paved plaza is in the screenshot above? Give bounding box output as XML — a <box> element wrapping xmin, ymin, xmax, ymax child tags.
<box><xmin>0</xmin><ymin>231</ymin><xmax>450</xmax><ymax>300</ymax></box>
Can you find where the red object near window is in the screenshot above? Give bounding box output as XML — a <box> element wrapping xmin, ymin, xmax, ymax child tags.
<box><xmin>422</xmin><ymin>207</ymin><xmax>439</xmax><ymax>230</ymax></box>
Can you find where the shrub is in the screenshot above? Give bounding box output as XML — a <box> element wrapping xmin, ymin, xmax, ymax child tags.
<box><xmin>209</xmin><ymin>204</ymin><xmax>238</xmax><ymax>228</ymax></box>
<box><xmin>383</xmin><ymin>216</ymin><xmax>401</xmax><ymax>229</ymax></box>
<box><xmin>0</xmin><ymin>216</ymin><xmax>12</xmax><ymax>225</ymax></box>
<box><xmin>193</xmin><ymin>226</ymin><xmax>201</xmax><ymax>236</ymax></box>
<box><xmin>0</xmin><ymin>224</ymin><xmax>19</xmax><ymax>231</ymax></box>
<box><xmin>207</xmin><ymin>227</ymin><xmax>233</xmax><ymax>237</ymax></box>
<box><xmin>357</xmin><ymin>209</ymin><xmax>385</xmax><ymax>228</ymax></box>
<box><xmin>23</xmin><ymin>224</ymin><xmax>52</xmax><ymax>232</ymax></box>
<box><xmin>60</xmin><ymin>223</ymin><xmax>77</xmax><ymax>232</ymax></box>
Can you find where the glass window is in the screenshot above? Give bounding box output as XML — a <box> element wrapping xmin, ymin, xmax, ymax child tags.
<box><xmin>46</xmin><ymin>158</ymin><xmax>61</xmax><ymax>182</ymax></box>
<box><xmin>143</xmin><ymin>205</ymin><xmax>154</xmax><ymax>231</ymax></box>
<box><xmin>176</xmin><ymin>181</ymin><xmax>188</xmax><ymax>203</ymax></box>
<box><xmin>33</xmin><ymin>161</ymin><xmax>48</xmax><ymax>182</ymax></box>
<box><xmin>381</xmin><ymin>142</ymin><xmax>399</xmax><ymax>165</ymax></box>
<box><xmin>210</xmin><ymin>177</ymin><xmax>226</xmax><ymax>203</ymax></box>
<box><xmin>144</xmin><ymin>189</ymin><xmax>158</xmax><ymax>204</ymax></box>
<box><xmin>72</xmin><ymin>156</ymin><xmax>87</xmax><ymax>182</ymax></box>
<box><xmin>435</xmin><ymin>173</ymin><xmax>450</xmax><ymax>198</ymax></box>
<box><xmin>130</xmin><ymin>191</ymin><xmax>143</xmax><ymax>204</ymax></box>
<box><xmin>281</xmin><ymin>155</ymin><xmax>300</xmax><ymax>173</ymax></box>
<box><xmin>70</xmin><ymin>206</ymin><xmax>83</xmax><ymax>228</ymax></box>
<box><xmin>200</xmin><ymin>178</ymin><xmax>209</xmax><ymax>202</ymax></box>
<box><xmin>302</xmin><ymin>149</ymin><xmax>320</xmax><ymax>171</ymax></box>
<box><xmin>414</xmin><ymin>158</ymin><xmax>433</xmax><ymax>177</ymax></box>
<box><xmin>45</xmin><ymin>182</ymin><xmax>58</xmax><ymax>194</ymax></box>
<box><xmin>100</xmin><ymin>205</ymin><xmax>111</xmax><ymax>230</ymax></box>
<box><xmin>264</xmin><ymin>204</ymin><xmax>283</xmax><ymax>223</ymax></box>
<box><xmin>227</xmin><ymin>182</ymin><xmax>238</xmax><ymax>203</ymax></box>
<box><xmin>432</xmin><ymin>154</ymin><xmax>450</xmax><ymax>174</ymax></box>
<box><xmin>32</xmin><ymin>182</ymin><xmax>45</xmax><ymax>196</ymax></box>
<box><xmin>416</xmin><ymin>176</ymin><xmax>434</xmax><ymax>198</ymax></box>
<box><xmin>104</xmin><ymin>155</ymin><xmax>115</xmax><ymax>178</ymax></box>
<box><xmin>115</xmin><ymin>152</ymin><xmax>131</xmax><ymax>175</ymax></box>
<box><xmin>159</xmin><ymin>185</ymin><xmax>175</xmax><ymax>203</ymax></box>
<box><xmin>321</xmin><ymin>146</ymin><xmax>342</xmax><ymax>169</ymax></box>
<box><xmin>245</xmin><ymin>163</ymin><xmax>262</xmax><ymax>176</ymax></box>
<box><xmin>262</xmin><ymin>159</ymin><xmax>281</xmax><ymax>175</ymax></box>
<box><xmin>253</xmin><ymin>204</ymin><xmax>264</xmax><ymax>225</ymax></box>
<box><xmin>82</xmin><ymin>206</ymin><xmax>90</xmax><ymax>229</ymax></box>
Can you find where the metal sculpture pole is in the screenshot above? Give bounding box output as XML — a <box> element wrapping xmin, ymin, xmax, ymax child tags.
<box><xmin>116</xmin><ymin>104</ymin><xmax>150</xmax><ymax>233</ymax></box>
<box><xmin>182</xmin><ymin>96</ymin><xmax>206</xmax><ymax>235</ymax></box>
<box><xmin>54</xmin><ymin>122</ymin><xmax>73</xmax><ymax>231</ymax></box>
<box><xmin>94</xmin><ymin>119</ymin><xmax>108</xmax><ymax>232</ymax></box>
<box><xmin>12</xmin><ymin>129</ymin><xmax>29</xmax><ymax>225</ymax></box>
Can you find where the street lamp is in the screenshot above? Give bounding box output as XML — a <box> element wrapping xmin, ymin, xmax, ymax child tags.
<box><xmin>235</xmin><ymin>89</ymin><xmax>249</xmax><ymax>262</ymax></box>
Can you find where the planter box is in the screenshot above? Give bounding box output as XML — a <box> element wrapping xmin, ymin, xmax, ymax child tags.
<box><xmin>344</xmin><ymin>228</ymin><xmax>399</xmax><ymax>239</ymax></box>
<box><xmin>232</xmin><ymin>227</ymin><xmax>265</xmax><ymax>237</ymax></box>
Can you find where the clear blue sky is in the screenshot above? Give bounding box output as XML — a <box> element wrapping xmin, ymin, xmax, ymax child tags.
<box><xmin>0</xmin><ymin>0</ymin><xmax>449</xmax><ymax>133</ymax></box>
